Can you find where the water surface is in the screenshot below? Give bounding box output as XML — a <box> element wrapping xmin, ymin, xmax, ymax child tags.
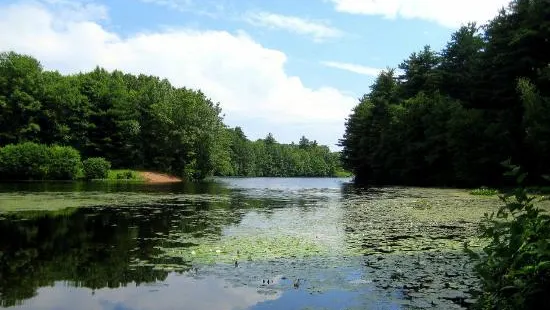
<box><xmin>0</xmin><ymin>178</ymin><xmax>497</xmax><ymax>309</ymax></box>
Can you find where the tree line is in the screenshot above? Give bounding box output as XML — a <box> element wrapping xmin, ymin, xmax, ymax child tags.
<box><xmin>218</xmin><ymin>131</ymin><xmax>344</xmax><ymax>177</ymax></box>
<box><xmin>0</xmin><ymin>52</ymin><xmax>344</xmax><ymax>180</ymax></box>
<box><xmin>339</xmin><ymin>0</ymin><xmax>550</xmax><ymax>187</ymax></box>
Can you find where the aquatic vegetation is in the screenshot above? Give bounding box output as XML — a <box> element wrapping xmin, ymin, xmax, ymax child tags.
<box><xmin>0</xmin><ymin>192</ymin><xmax>171</xmax><ymax>212</ymax></box>
<box><xmin>1</xmin><ymin>180</ymin><xmax>533</xmax><ymax>309</ymax></box>
<box><xmin>157</xmin><ymin>235</ymin><xmax>330</xmax><ymax>264</ymax></box>
<box><xmin>340</xmin><ymin>187</ymin><xmax>499</xmax><ymax>257</ymax></box>
<box><xmin>411</xmin><ymin>199</ymin><xmax>432</xmax><ymax>209</ymax></box>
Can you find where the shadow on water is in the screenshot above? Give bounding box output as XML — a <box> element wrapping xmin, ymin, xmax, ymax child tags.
<box><xmin>0</xmin><ymin>180</ymin><xmax>225</xmax><ymax>194</ymax></box>
<box><xmin>0</xmin><ymin>203</ymin><xmax>236</xmax><ymax>307</ymax></box>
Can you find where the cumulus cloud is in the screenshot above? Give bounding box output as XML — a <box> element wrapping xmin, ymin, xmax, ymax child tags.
<box><xmin>321</xmin><ymin>61</ymin><xmax>382</xmax><ymax>76</ymax></box>
<box><xmin>329</xmin><ymin>0</ymin><xmax>510</xmax><ymax>28</ymax></box>
<box><xmin>0</xmin><ymin>1</ymin><xmax>356</xmax><ymax>148</ymax></box>
<box><xmin>244</xmin><ymin>12</ymin><xmax>343</xmax><ymax>42</ymax></box>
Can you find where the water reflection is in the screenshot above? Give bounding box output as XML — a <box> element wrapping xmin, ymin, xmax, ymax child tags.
<box><xmin>13</xmin><ymin>275</ymin><xmax>282</xmax><ymax>310</ymax></box>
<box><xmin>11</xmin><ymin>272</ymin><xmax>403</xmax><ymax>310</ymax></box>
<box><xmin>0</xmin><ymin>178</ymin><xmax>359</xmax><ymax>309</ymax></box>
<box><xmin>2</xmin><ymin>178</ymin><xmax>465</xmax><ymax>310</ymax></box>
<box><xmin>0</xmin><ymin>204</ymin><xmax>215</xmax><ymax>307</ymax></box>
<box><xmin>0</xmin><ymin>180</ymin><xmax>227</xmax><ymax>195</ymax></box>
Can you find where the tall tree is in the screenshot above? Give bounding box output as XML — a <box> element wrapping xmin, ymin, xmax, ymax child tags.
<box><xmin>340</xmin><ymin>0</ymin><xmax>550</xmax><ymax>186</ymax></box>
<box><xmin>398</xmin><ymin>45</ymin><xmax>441</xmax><ymax>98</ymax></box>
<box><xmin>438</xmin><ymin>23</ymin><xmax>485</xmax><ymax>104</ymax></box>
<box><xmin>0</xmin><ymin>52</ymin><xmax>44</xmax><ymax>144</ymax></box>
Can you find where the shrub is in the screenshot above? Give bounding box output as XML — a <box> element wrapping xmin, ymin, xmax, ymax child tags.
<box><xmin>47</xmin><ymin>146</ymin><xmax>82</xmax><ymax>180</ymax></box>
<box><xmin>466</xmin><ymin>162</ymin><xmax>550</xmax><ymax>309</ymax></box>
<box><xmin>0</xmin><ymin>143</ymin><xmax>84</xmax><ymax>180</ymax></box>
<box><xmin>82</xmin><ymin>157</ymin><xmax>111</xmax><ymax>180</ymax></box>
<box><xmin>0</xmin><ymin>142</ymin><xmax>49</xmax><ymax>180</ymax></box>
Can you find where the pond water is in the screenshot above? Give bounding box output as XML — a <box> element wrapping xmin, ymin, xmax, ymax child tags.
<box><xmin>0</xmin><ymin>178</ymin><xmax>500</xmax><ymax>310</ymax></box>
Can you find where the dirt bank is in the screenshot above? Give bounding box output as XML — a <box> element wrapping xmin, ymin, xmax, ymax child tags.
<box><xmin>139</xmin><ymin>171</ymin><xmax>182</xmax><ymax>183</ymax></box>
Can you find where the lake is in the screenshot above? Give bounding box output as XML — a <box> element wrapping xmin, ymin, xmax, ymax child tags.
<box><xmin>0</xmin><ymin>178</ymin><xmax>499</xmax><ymax>310</ymax></box>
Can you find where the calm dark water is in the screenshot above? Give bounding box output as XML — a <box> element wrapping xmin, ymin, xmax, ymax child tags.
<box><xmin>0</xmin><ymin>178</ymin><xmax>479</xmax><ymax>310</ymax></box>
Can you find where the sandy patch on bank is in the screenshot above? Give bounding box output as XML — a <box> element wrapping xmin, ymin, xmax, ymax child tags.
<box><xmin>139</xmin><ymin>171</ymin><xmax>182</xmax><ymax>183</ymax></box>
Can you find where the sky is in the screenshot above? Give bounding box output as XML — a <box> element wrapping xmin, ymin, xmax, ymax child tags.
<box><xmin>0</xmin><ymin>0</ymin><xmax>510</xmax><ymax>150</ymax></box>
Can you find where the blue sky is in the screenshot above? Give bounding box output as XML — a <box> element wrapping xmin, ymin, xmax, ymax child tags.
<box><xmin>0</xmin><ymin>0</ymin><xmax>509</xmax><ymax>149</ymax></box>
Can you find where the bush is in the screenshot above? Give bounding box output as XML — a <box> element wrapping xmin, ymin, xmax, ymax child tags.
<box><xmin>0</xmin><ymin>143</ymin><xmax>83</xmax><ymax>180</ymax></box>
<box><xmin>82</xmin><ymin>157</ymin><xmax>111</xmax><ymax>180</ymax></box>
<box><xmin>0</xmin><ymin>142</ymin><xmax>49</xmax><ymax>180</ymax></box>
<box><xmin>47</xmin><ymin>146</ymin><xmax>82</xmax><ymax>180</ymax></box>
<box><xmin>466</xmin><ymin>162</ymin><xmax>550</xmax><ymax>309</ymax></box>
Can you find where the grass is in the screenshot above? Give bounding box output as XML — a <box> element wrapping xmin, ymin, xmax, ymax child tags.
<box><xmin>470</xmin><ymin>187</ymin><xmax>499</xmax><ymax>196</ymax></box>
<box><xmin>334</xmin><ymin>169</ymin><xmax>353</xmax><ymax>178</ymax></box>
<box><xmin>14</xmin><ymin>169</ymin><xmax>147</xmax><ymax>182</ymax></box>
<box><xmin>93</xmin><ymin>169</ymin><xmax>145</xmax><ymax>182</ymax></box>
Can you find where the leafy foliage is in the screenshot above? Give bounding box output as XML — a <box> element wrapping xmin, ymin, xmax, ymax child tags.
<box><xmin>0</xmin><ymin>142</ymin><xmax>49</xmax><ymax>180</ymax></box>
<box><xmin>0</xmin><ymin>143</ymin><xmax>82</xmax><ymax>180</ymax></box>
<box><xmin>0</xmin><ymin>52</ymin><xmax>43</xmax><ymax>144</ymax></box>
<box><xmin>467</xmin><ymin>162</ymin><xmax>550</xmax><ymax>309</ymax></box>
<box><xmin>339</xmin><ymin>0</ymin><xmax>550</xmax><ymax>186</ymax></box>
<box><xmin>82</xmin><ymin>157</ymin><xmax>111</xmax><ymax>180</ymax></box>
<box><xmin>47</xmin><ymin>146</ymin><xmax>82</xmax><ymax>180</ymax></box>
<box><xmin>0</xmin><ymin>52</ymin><xmax>345</xmax><ymax>179</ymax></box>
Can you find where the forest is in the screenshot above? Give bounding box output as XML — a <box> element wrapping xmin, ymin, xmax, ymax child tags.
<box><xmin>339</xmin><ymin>0</ymin><xmax>550</xmax><ymax>187</ymax></box>
<box><xmin>0</xmin><ymin>53</ymin><xmax>343</xmax><ymax>180</ymax></box>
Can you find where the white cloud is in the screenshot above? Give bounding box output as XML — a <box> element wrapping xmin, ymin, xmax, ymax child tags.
<box><xmin>321</xmin><ymin>61</ymin><xmax>381</xmax><ymax>76</ymax></box>
<box><xmin>0</xmin><ymin>1</ymin><xmax>356</xmax><ymax>149</ymax></box>
<box><xmin>244</xmin><ymin>12</ymin><xmax>343</xmax><ymax>42</ymax></box>
<box><xmin>329</xmin><ymin>0</ymin><xmax>510</xmax><ymax>28</ymax></box>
